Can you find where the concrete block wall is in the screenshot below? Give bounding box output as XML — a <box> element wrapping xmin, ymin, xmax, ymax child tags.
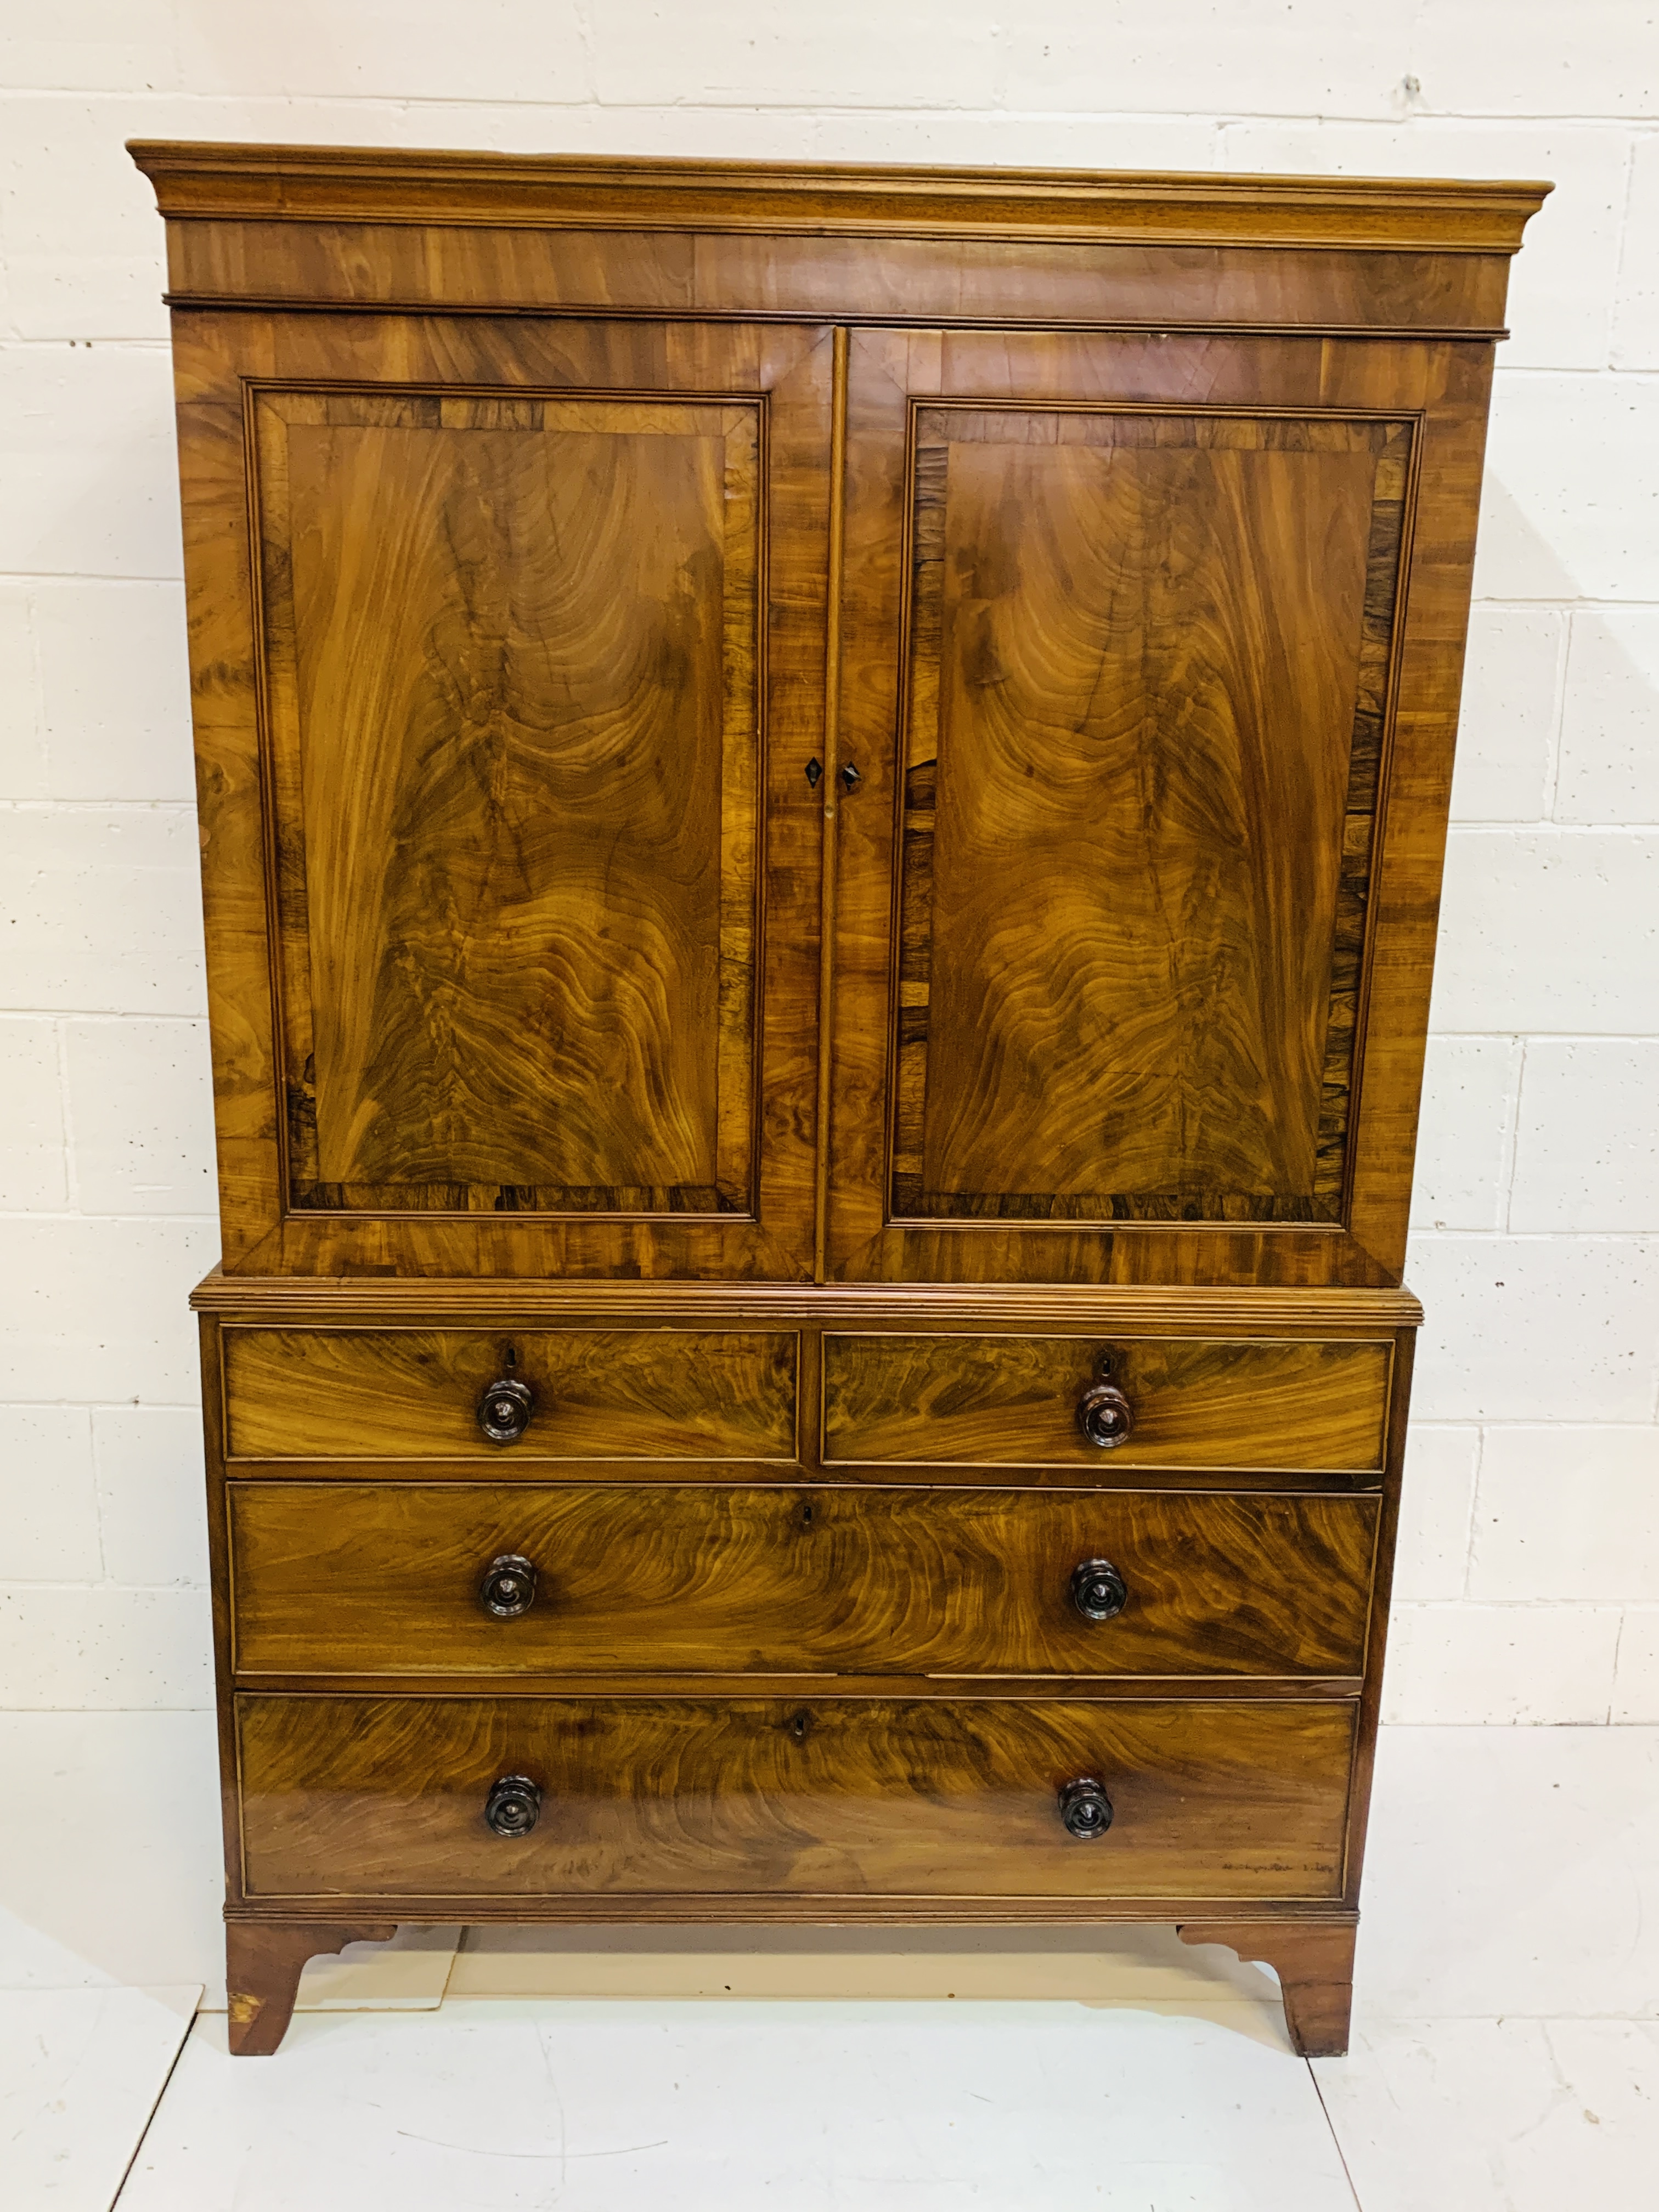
<box><xmin>3</xmin><ymin>4</ymin><xmax>1657</xmax><ymax>1757</ymax></box>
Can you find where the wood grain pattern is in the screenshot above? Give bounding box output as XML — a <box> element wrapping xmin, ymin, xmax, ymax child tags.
<box><xmin>168</xmin><ymin>311</ymin><xmax>831</xmax><ymax>1278</ymax></box>
<box><xmin>893</xmin><ymin>407</ymin><xmax>1407</xmax><ymax>1224</ymax></box>
<box><xmin>256</xmin><ymin>388</ymin><xmax>760</xmax><ymax>1216</ymax></box>
<box><xmin>222</xmin><ymin>1327</ymin><xmax>798</xmax><ymax>1462</ymax></box>
<box><xmin>1178</xmin><ymin>1917</ymin><xmax>1357</xmax><ymax>2056</ymax></box>
<box><xmin>827</xmin><ymin>326</ymin><xmax>1496</xmax><ymax>1286</ymax></box>
<box><xmin>225</xmin><ymin>1919</ymin><xmax>394</xmax><ymax>2056</ymax></box>
<box><xmin>227</xmin><ymin>1481</ymin><xmax>1378</xmax><ymax>1680</ymax></box>
<box><xmin>130</xmin><ymin>144</ymin><xmax>1550</xmax><ymax>253</ymax></box>
<box><xmin>157</xmin><ymin>220</ymin><xmax>1522</xmax><ymax>340</ymax></box>
<box><xmin>822</xmin><ymin>1335</ymin><xmax>1390</xmax><ymax>1471</ymax></box>
<box><xmin>235</xmin><ymin>1694</ymin><xmax>1356</xmax><ymax>1901</ymax></box>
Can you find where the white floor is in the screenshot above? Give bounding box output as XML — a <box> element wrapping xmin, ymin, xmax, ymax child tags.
<box><xmin>4</xmin><ymin>1724</ymin><xmax>1656</xmax><ymax>2210</ymax></box>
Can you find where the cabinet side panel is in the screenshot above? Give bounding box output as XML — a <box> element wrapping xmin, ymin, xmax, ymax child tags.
<box><xmin>173</xmin><ymin>314</ymin><xmax>285</xmax><ymax>1270</ymax></box>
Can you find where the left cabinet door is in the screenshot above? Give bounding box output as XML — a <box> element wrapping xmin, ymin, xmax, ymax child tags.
<box><xmin>176</xmin><ymin>317</ymin><xmax>833</xmax><ymax>1278</ymax></box>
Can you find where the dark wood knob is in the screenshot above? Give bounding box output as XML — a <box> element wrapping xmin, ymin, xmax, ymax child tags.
<box><xmin>483</xmin><ymin>1774</ymin><xmax>541</xmax><ymax>1837</ymax></box>
<box><xmin>478</xmin><ymin>1553</ymin><xmax>537</xmax><ymax>1618</ymax></box>
<box><xmin>1058</xmin><ymin>1778</ymin><xmax>1113</xmax><ymax>1839</ymax></box>
<box><xmin>1070</xmin><ymin>1558</ymin><xmax>1128</xmax><ymax>1622</ymax></box>
<box><xmin>477</xmin><ymin>1376</ymin><xmax>533</xmax><ymax>1444</ymax></box>
<box><xmin>1077</xmin><ymin>1355</ymin><xmax>1133</xmax><ymax>1448</ymax></box>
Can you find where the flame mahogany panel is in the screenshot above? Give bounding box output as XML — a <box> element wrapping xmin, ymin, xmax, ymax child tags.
<box><xmin>822</xmin><ymin>1333</ymin><xmax>1391</xmax><ymax>1471</ymax></box>
<box><xmin>236</xmin><ymin>1692</ymin><xmax>1357</xmax><ymax>1902</ymax></box>
<box><xmin>221</xmin><ymin>1325</ymin><xmax>799</xmax><ymax>1462</ymax></box>
<box><xmin>228</xmin><ymin>1480</ymin><xmax>1378</xmax><ymax>1680</ymax></box>
<box><xmin>255</xmin><ymin>389</ymin><xmax>761</xmax><ymax>1219</ymax></box>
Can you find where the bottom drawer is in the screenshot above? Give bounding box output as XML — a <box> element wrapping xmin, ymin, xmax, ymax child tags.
<box><xmin>237</xmin><ymin>1695</ymin><xmax>1355</xmax><ymax>1904</ymax></box>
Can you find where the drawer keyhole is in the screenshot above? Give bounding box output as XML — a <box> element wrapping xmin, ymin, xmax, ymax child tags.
<box><xmin>789</xmin><ymin>1711</ymin><xmax>812</xmax><ymax>1742</ymax></box>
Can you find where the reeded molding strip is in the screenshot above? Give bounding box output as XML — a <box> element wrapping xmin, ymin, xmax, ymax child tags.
<box><xmin>128</xmin><ymin>143</ymin><xmax>1551</xmax><ymax>253</ymax></box>
<box><xmin>188</xmin><ymin>1266</ymin><xmax>1423</xmax><ymax>1332</ymax></box>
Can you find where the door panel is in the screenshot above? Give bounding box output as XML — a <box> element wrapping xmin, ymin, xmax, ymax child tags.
<box><xmin>898</xmin><ymin>409</ymin><xmax>1403</xmax><ymax>1223</ymax></box>
<box><xmin>259</xmin><ymin>391</ymin><xmax>760</xmax><ymax>1216</ymax></box>
<box><xmin>828</xmin><ymin>330</ymin><xmax>1453</xmax><ymax>1286</ymax></box>
<box><xmin>174</xmin><ymin>314</ymin><xmax>832</xmax><ymax>1277</ymax></box>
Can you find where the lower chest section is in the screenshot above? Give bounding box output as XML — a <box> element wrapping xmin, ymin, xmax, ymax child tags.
<box><xmin>207</xmin><ymin>1306</ymin><xmax>1405</xmax><ymax>1915</ymax></box>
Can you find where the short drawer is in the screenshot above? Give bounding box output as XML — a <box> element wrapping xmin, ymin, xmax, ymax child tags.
<box><xmin>228</xmin><ymin>1482</ymin><xmax>1377</xmax><ymax>1680</ymax></box>
<box><xmin>822</xmin><ymin>1335</ymin><xmax>1391</xmax><ymax>1473</ymax></box>
<box><xmin>220</xmin><ymin>1328</ymin><xmax>798</xmax><ymax>1463</ymax></box>
<box><xmin>236</xmin><ymin>1693</ymin><xmax>1355</xmax><ymax>1901</ymax></box>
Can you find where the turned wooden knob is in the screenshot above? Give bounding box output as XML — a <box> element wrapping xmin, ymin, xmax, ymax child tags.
<box><xmin>1058</xmin><ymin>1778</ymin><xmax>1113</xmax><ymax>1839</ymax></box>
<box><xmin>477</xmin><ymin>1376</ymin><xmax>534</xmax><ymax>1444</ymax></box>
<box><xmin>483</xmin><ymin>1775</ymin><xmax>541</xmax><ymax>1837</ymax></box>
<box><xmin>1076</xmin><ymin>1354</ymin><xmax>1133</xmax><ymax>1448</ymax></box>
<box><xmin>478</xmin><ymin>1553</ymin><xmax>537</xmax><ymax>1618</ymax></box>
<box><xmin>1070</xmin><ymin>1558</ymin><xmax>1128</xmax><ymax>1622</ymax></box>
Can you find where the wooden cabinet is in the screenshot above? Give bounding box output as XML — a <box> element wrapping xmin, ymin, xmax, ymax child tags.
<box><xmin>134</xmin><ymin>142</ymin><xmax>1546</xmax><ymax>2057</ymax></box>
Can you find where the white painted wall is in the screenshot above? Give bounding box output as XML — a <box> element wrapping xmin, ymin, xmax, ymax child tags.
<box><xmin>2</xmin><ymin>2</ymin><xmax>1657</xmax><ymax>1983</ymax></box>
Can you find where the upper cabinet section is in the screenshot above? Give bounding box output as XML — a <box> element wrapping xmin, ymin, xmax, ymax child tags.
<box><xmin>134</xmin><ymin>146</ymin><xmax>1546</xmax><ymax>1283</ymax></box>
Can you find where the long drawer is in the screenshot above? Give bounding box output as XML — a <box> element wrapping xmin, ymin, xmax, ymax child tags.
<box><xmin>221</xmin><ymin>1328</ymin><xmax>798</xmax><ymax>1462</ymax></box>
<box><xmin>822</xmin><ymin>1335</ymin><xmax>1391</xmax><ymax>1472</ymax></box>
<box><xmin>228</xmin><ymin>1482</ymin><xmax>1377</xmax><ymax>1680</ymax></box>
<box><xmin>236</xmin><ymin>1694</ymin><xmax>1356</xmax><ymax>1901</ymax></box>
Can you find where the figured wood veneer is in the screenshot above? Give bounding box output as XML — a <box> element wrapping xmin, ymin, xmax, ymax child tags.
<box><xmin>895</xmin><ymin>410</ymin><xmax>1407</xmax><ymax>1226</ymax></box>
<box><xmin>221</xmin><ymin>1327</ymin><xmax>799</xmax><ymax>1462</ymax></box>
<box><xmin>821</xmin><ymin>1335</ymin><xmax>1391</xmax><ymax>1471</ymax></box>
<box><xmin>255</xmin><ymin>389</ymin><xmax>760</xmax><ymax>1217</ymax></box>
<box><xmin>826</xmin><ymin>326</ymin><xmax>1494</xmax><ymax>1287</ymax></box>
<box><xmin>171</xmin><ymin>311</ymin><xmax>831</xmax><ymax>1280</ymax></box>
<box><xmin>236</xmin><ymin>1694</ymin><xmax>1356</xmax><ymax>1901</ymax></box>
<box><xmin>228</xmin><ymin>1481</ymin><xmax>1378</xmax><ymax>1681</ymax></box>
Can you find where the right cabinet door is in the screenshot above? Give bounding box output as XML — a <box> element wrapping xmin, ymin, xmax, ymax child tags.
<box><xmin>827</xmin><ymin>329</ymin><xmax>1491</xmax><ymax>1286</ymax></box>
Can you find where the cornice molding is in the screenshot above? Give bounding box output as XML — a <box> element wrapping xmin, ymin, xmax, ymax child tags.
<box><xmin>128</xmin><ymin>142</ymin><xmax>1551</xmax><ymax>255</ymax></box>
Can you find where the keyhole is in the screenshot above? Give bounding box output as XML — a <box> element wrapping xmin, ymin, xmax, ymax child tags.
<box><xmin>789</xmin><ymin>1712</ymin><xmax>811</xmax><ymax>1742</ymax></box>
<box><xmin>802</xmin><ymin>1501</ymin><xmax>814</xmax><ymax>1528</ymax></box>
<box><xmin>504</xmin><ymin>1345</ymin><xmax>517</xmax><ymax>1370</ymax></box>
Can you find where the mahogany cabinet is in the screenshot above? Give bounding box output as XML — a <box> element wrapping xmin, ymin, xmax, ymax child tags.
<box><xmin>132</xmin><ymin>142</ymin><xmax>1545</xmax><ymax>2056</ymax></box>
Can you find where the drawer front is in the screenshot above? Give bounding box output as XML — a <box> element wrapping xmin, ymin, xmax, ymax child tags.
<box><xmin>823</xmin><ymin>1335</ymin><xmax>1390</xmax><ymax>1472</ymax></box>
<box><xmin>221</xmin><ymin>1329</ymin><xmax>798</xmax><ymax>1463</ymax></box>
<box><xmin>229</xmin><ymin>1482</ymin><xmax>1376</xmax><ymax>1680</ymax></box>
<box><xmin>236</xmin><ymin>1694</ymin><xmax>1355</xmax><ymax>1901</ymax></box>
